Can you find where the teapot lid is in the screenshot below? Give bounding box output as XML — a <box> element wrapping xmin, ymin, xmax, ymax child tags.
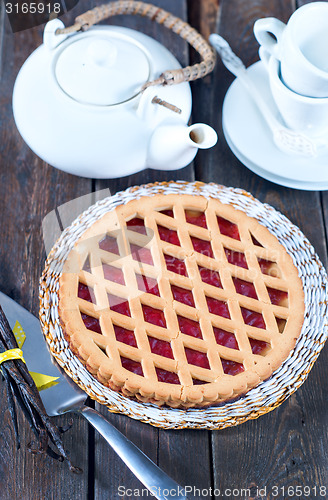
<box><xmin>55</xmin><ymin>32</ymin><xmax>151</xmax><ymax>106</ymax></box>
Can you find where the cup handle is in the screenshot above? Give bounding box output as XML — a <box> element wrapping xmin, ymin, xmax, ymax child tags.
<box><xmin>259</xmin><ymin>46</ymin><xmax>271</xmax><ymax>68</ymax></box>
<box><xmin>254</xmin><ymin>17</ymin><xmax>286</xmax><ymax>59</ymax></box>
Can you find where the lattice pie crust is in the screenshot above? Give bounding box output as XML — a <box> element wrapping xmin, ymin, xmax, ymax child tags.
<box><xmin>58</xmin><ymin>193</ymin><xmax>305</xmax><ymax>408</ymax></box>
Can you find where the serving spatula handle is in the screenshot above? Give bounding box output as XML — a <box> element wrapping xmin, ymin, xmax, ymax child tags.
<box><xmin>77</xmin><ymin>406</ymin><xmax>187</xmax><ymax>500</ymax></box>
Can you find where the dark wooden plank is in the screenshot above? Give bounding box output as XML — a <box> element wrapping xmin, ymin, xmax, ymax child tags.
<box><xmin>93</xmin><ymin>412</ymin><xmax>159</xmax><ymax>500</ymax></box>
<box><xmin>297</xmin><ymin>0</ymin><xmax>325</xmax><ymax>6</ymax></box>
<box><xmin>0</xmin><ymin>1</ymin><xmax>4</xmax><ymax>81</ymax></box>
<box><xmin>157</xmin><ymin>429</ymin><xmax>212</xmax><ymax>500</ymax></box>
<box><xmin>189</xmin><ymin>0</ymin><xmax>328</xmax><ymax>498</ymax></box>
<box><xmin>92</xmin><ymin>1</ymin><xmax>213</xmax><ymax>498</ymax></box>
<box><xmin>0</xmin><ymin>9</ymin><xmax>91</xmax><ymax>499</ymax></box>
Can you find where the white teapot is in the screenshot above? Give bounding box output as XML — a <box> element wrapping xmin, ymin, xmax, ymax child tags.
<box><xmin>13</xmin><ymin>2</ymin><xmax>217</xmax><ymax>178</ymax></box>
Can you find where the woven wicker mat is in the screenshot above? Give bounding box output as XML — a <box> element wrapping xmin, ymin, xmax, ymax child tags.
<box><xmin>39</xmin><ymin>182</ymin><xmax>328</xmax><ymax>430</ymax></box>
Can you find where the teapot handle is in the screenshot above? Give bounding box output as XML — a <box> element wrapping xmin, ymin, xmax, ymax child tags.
<box><xmin>55</xmin><ymin>0</ymin><xmax>216</xmax><ymax>90</ymax></box>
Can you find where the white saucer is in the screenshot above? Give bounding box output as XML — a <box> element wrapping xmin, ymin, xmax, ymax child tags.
<box><xmin>222</xmin><ymin>61</ymin><xmax>328</xmax><ymax>190</ymax></box>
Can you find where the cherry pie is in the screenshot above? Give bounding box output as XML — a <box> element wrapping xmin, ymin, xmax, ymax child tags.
<box><xmin>58</xmin><ymin>190</ymin><xmax>305</xmax><ymax>408</ymax></box>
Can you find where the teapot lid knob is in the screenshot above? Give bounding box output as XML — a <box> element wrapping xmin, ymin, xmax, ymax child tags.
<box><xmin>54</xmin><ymin>32</ymin><xmax>151</xmax><ymax>106</ymax></box>
<box><xmin>86</xmin><ymin>39</ymin><xmax>118</xmax><ymax>67</ymax></box>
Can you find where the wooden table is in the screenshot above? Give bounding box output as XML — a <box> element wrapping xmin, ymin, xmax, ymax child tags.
<box><xmin>1</xmin><ymin>1</ymin><xmax>327</xmax><ymax>499</ymax></box>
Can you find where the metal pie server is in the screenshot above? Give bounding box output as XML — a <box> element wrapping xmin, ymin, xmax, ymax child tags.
<box><xmin>0</xmin><ymin>291</ymin><xmax>187</xmax><ymax>500</ymax></box>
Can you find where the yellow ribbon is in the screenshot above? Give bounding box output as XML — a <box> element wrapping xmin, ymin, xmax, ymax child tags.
<box><xmin>13</xmin><ymin>321</ymin><xmax>26</xmax><ymax>348</ymax></box>
<box><xmin>0</xmin><ymin>321</ymin><xmax>59</xmax><ymax>391</ymax></box>
<box><xmin>0</xmin><ymin>348</ymin><xmax>26</xmax><ymax>365</ymax></box>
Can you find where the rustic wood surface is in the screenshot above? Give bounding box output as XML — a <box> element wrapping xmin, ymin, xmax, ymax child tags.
<box><xmin>0</xmin><ymin>1</ymin><xmax>327</xmax><ymax>499</ymax></box>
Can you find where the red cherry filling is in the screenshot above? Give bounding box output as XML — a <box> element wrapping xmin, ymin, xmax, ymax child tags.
<box><xmin>214</xmin><ymin>327</ymin><xmax>268</xmax><ymax>357</ymax></box>
<box><xmin>82</xmin><ymin>219</ymin><xmax>287</xmax><ymax>383</ymax></box>
<box><xmin>103</xmin><ymin>264</ymin><xmax>125</xmax><ymax>285</ymax></box>
<box><xmin>191</xmin><ymin>237</ymin><xmax>214</xmax><ymax>258</ymax></box>
<box><xmin>213</xmin><ymin>328</ymin><xmax>239</xmax><ymax>350</ymax></box>
<box><xmin>249</xmin><ymin>338</ymin><xmax>269</xmax><ymax>355</ymax></box>
<box><xmin>160</xmin><ymin>209</ymin><xmax>174</xmax><ymax>218</ymax></box>
<box><xmin>206</xmin><ymin>297</ymin><xmax>230</xmax><ymax>319</ymax></box>
<box><xmin>193</xmin><ymin>379</ymin><xmax>207</xmax><ymax>385</ymax></box>
<box><xmin>267</xmin><ymin>287</ymin><xmax>288</xmax><ymax>306</ymax></box>
<box><xmin>241</xmin><ymin>307</ymin><xmax>265</xmax><ymax>329</ymax></box>
<box><xmin>164</xmin><ymin>254</ymin><xmax>187</xmax><ymax>276</ymax></box>
<box><xmin>233</xmin><ymin>278</ymin><xmax>257</xmax><ymax>300</ymax></box>
<box><xmin>221</xmin><ymin>359</ymin><xmax>244</xmax><ymax>375</ymax></box>
<box><xmin>217</xmin><ymin>217</ymin><xmax>240</xmax><ymax>240</ymax></box>
<box><xmin>171</xmin><ymin>285</ymin><xmax>195</xmax><ymax>307</ymax></box>
<box><xmin>121</xmin><ymin>357</ymin><xmax>143</xmax><ymax>376</ymax></box>
<box><xmin>185</xmin><ymin>210</ymin><xmax>207</xmax><ymax>229</ymax></box>
<box><xmin>108</xmin><ymin>294</ymin><xmax>131</xmax><ymax>316</ymax></box>
<box><xmin>99</xmin><ymin>235</ymin><xmax>120</xmax><ymax>254</ymax></box>
<box><xmin>198</xmin><ymin>267</ymin><xmax>222</xmax><ymax>288</ymax></box>
<box><xmin>156</xmin><ymin>368</ymin><xmax>179</xmax><ymax>384</ymax></box>
<box><xmin>148</xmin><ymin>337</ymin><xmax>174</xmax><ymax>359</ymax></box>
<box><xmin>178</xmin><ymin>316</ymin><xmax>202</xmax><ymax>339</ymax></box>
<box><xmin>185</xmin><ymin>348</ymin><xmax>210</xmax><ymax>369</ymax></box>
<box><xmin>126</xmin><ymin>217</ymin><xmax>147</xmax><ymax>235</ymax></box>
<box><xmin>142</xmin><ymin>305</ymin><xmax>166</xmax><ymax>328</ymax></box>
<box><xmin>81</xmin><ymin>313</ymin><xmax>101</xmax><ymax>333</ymax></box>
<box><xmin>78</xmin><ymin>282</ymin><xmax>95</xmax><ymax>303</ymax></box>
<box><xmin>225</xmin><ymin>248</ymin><xmax>248</xmax><ymax>268</ymax></box>
<box><xmin>130</xmin><ymin>244</ymin><xmax>153</xmax><ymax>265</ymax></box>
<box><xmin>136</xmin><ymin>274</ymin><xmax>160</xmax><ymax>296</ymax></box>
<box><xmin>157</xmin><ymin>225</ymin><xmax>180</xmax><ymax>246</ymax></box>
<box><xmin>114</xmin><ymin>326</ymin><xmax>137</xmax><ymax>347</ymax></box>
<box><xmin>258</xmin><ymin>258</ymin><xmax>281</xmax><ymax>277</ymax></box>
<box><xmin>251</xmin><ymin>235</ymin><xmax>263</xmax><ymax>247</ymax></box>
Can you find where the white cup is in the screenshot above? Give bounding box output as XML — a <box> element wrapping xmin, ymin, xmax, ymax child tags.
<box><xmin>260</xmin><ymin>48</ymin><xmax>328</xmax><ymax>137</ymax></box>
<box><xmin>254</xmin><ymin>2</ymin><xmax>328</xmax><ymax>97</ymax></box>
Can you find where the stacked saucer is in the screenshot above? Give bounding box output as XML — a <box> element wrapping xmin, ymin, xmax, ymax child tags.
<box><xmin>222</xmin><ymin>61</ymin><xmax>328</xmax><ymax>190</ymax></box>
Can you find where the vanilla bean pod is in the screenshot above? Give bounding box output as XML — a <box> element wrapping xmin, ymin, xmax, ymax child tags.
<box><xmin>8</xmin><ymin>361</ymin><xmax>80</xmax><ymax>469</ymax></box>
<box><xmin>0</xmin><ymin>305</ymin><xmax>81</xmax><ymax>473</ymax></box>
<box><xmin>2</xmin><ymin>368</ymin><xmax>20</xmax><ymax>447</ymax></box>
<box><xmin>5</xmin><ymin>363</ymin><xmax>45</xmax><ymax>444</ymax></box>
<box><xmin>0</xmin><ymin>320</ymin><xmax>34</xmax><ymax>387</ymax></box>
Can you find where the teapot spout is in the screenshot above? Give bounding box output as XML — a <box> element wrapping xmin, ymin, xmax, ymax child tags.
<box><xmin>147</xmin><ymin>122</ymin><xmax>218</xmax><ymax>170</ymax></box>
